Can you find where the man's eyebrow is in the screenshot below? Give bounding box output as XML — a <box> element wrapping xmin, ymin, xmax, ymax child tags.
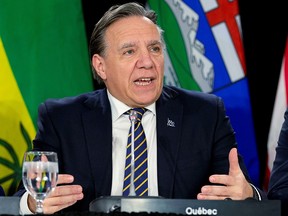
<box><xmin>120</xmin><ymin>42</ymin><xmax>136</xmax><ymax>50</ymax></box>
<box><xmin>118</xmin><ymin>40</ymin><xmax>162</xmax><ymax>51</ymax></box>
<box><xmin>148</xmin><ymin>40</ymin><xmax>162</xmax><ymax>46</ymax></box>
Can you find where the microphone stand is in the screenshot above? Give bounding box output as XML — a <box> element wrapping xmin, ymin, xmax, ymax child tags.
<box><xmin>128</xmin><ymin>110</ymin><xmax>137</xmax><ymax>196</ymax></box>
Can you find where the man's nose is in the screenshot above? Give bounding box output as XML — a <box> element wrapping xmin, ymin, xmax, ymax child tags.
<box><xmin>136</xmin><ymin>50</ymin><xmax>153</xmax><ymax>69</ymax></box>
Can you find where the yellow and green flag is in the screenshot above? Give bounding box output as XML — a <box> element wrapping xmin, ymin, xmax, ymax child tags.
<box><xmin>0</xmin><ymin>0</ymin><xmax>93</xmax><ymax>195</ymax></box>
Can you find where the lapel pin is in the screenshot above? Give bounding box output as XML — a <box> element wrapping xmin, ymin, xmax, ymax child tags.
<box><xmin>167</xmin><ymin>118</ymin><xmax>175</xmax><ymax>127</ymax></box>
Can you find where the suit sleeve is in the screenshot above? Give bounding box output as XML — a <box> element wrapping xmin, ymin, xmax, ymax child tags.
<box><xmin>268</xmin><ymin>109</ymin><xmax>288</xmax><ymax>202</ymax></box>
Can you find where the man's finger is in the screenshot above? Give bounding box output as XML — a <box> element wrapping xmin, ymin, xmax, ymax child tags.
<box><xmin>50</xmin><ymin>185</ymin><xmax>83</xmax><ymax>197</ymax></box>
<box><xmin>228</xmin><ymin>148</ymin><xmax>241</xmax><ymax>176</ymax></box>
<box><xmin>57</xmin><ymin>174</ymin><xmax>74</xmax><ymax>184</ymax></box>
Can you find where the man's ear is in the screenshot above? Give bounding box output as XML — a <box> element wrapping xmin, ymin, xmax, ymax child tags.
<box><xmin>92</xmin><ymin>54</ymin><xmax>107</xmax><ymax>80</ymax></box>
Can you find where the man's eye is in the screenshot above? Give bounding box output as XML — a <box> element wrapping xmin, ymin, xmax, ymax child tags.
<box><xmin>151</xmin><ymin>46</ymin><xmax>161</xmax><ymax>53</ymax></box>
<box><xmin>124</xmin><ymin>49</ymin><xmax>134</xmax><ymax>55</ymax></box>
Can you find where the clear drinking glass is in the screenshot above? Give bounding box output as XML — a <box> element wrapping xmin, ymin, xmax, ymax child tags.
<box><xmin>22</xmin><ymin>151</ymin><xmax>59</xmax><ymax>214</ymax></box>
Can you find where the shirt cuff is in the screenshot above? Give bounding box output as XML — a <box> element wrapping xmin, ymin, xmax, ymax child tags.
<box><xmin>19</xmin><ymin>191</ymin><xmax>34</xmax><ymax>215</ymax></box>
<box><xmin>250</xmin><ymin>183</ymin><xmax>262</xmax><ymax>201</ymax></box>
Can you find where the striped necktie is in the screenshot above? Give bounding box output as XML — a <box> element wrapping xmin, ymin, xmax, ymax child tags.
<box><xmin>122</xmin><ymin>107</ymin><xmax>148</xmax><ymax>196</ymax></box>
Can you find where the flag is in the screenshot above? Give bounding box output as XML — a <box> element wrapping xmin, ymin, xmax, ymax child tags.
<box><xmin>0</xmin><ymin>0</ymin><xmax>93</xmax><ymax>195</ymax></box>
<box><xmin>147</xmin><ymin>0</ymin><xmax>260</xmax><ymax>186</ymax></box>
<box><xmin>266</xmin><ymin>36</ymin><xmax>288</xmax><ymax>189</ymax></box>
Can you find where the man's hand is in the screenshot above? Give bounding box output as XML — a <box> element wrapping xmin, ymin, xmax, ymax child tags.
<box><xmin>28</xmin><ymin>174</ymin><xmax>84</xmax><ymax>214</ymax></box>
<box><xmin>197</xmin><ymin>148</ymin><xmax>254</xmax><ymax>200</ymax></box>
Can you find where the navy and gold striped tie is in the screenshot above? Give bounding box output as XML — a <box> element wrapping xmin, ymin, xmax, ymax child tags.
<box><xmin>123</xmin><ymin>108</ymin><xmax>148</xmax><ymax>196</ymax></box>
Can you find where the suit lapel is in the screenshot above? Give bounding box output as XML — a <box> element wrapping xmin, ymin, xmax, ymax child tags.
<box><xmin>156</xmin><ymin>86</ymin><xmax>183</xmax><ymax>197</ymax></box>
<box><xmin>82</xmin><ymin>89</ymin><xmax>113</xmax><ymax>196</ymax></box>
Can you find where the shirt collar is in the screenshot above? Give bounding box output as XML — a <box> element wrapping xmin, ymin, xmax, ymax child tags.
<box><xmin>107</xmin><ymin>89</ymin><xmax>156</xmax><ymax>122</ymax></box>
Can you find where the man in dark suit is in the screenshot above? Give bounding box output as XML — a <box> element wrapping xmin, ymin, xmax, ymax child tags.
<box><xmin>268</xmin><ymin>108</ymin><xmax>288</xmax><ymax>214</ymax></box>
<box><xmin>16</xmin><ymin>2</ymin><xmax>263</xmax><ymax>214</ymax></box>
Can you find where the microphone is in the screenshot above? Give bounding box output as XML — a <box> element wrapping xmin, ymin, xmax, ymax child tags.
<box><xmin>128</xmin><ymin>110</ymin><xmax>137</xmax><ymax>196</ymax></box>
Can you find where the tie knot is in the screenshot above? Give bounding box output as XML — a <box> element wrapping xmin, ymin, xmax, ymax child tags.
<box><xmin>128</xmin><ymin>108</ymin><xmax>146</xmax><ymax>123</ymax></box>
<box><xmin>132</xmin><ymin>107</ymin><xmax>146</xmax><ymax>116</ymax></box>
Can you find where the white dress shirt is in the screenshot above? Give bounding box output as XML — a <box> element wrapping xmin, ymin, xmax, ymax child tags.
<box><xmin>20</xmin><ymin>90</ymin><xmax>158</xmax><ymax>214</ymax></box>
<box><xmin>108</xmin><ymin>90</ymin><xmax>158</xmax><ymax>196</ymax></box>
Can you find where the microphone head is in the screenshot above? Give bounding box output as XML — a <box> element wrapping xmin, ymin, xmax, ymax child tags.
<box><xmin>129</xmin><ymin>110</ymin><xmax>138</xmax><ymax>123</ymax></box>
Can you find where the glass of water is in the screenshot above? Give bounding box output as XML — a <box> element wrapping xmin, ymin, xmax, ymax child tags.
<box><xmin>22</xmin><ymin>151</ymin><xmax>58</xmax><ymax>214</ymax></box>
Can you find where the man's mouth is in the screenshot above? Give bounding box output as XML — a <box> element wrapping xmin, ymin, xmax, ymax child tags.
<box><xmin>134</xmin><ymin>78</ymin><xmax>153</xmax><ymax>86</ymax></box>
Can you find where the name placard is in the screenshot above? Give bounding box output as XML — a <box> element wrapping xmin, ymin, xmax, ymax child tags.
<box><xmin>0</xmin><ymin>197</ymin><xmax>20</xmax><ymax>215</ymax></box>
<box><xmin>90</xmin><ymin>196</ymin><xmax>281</xmax><ymax>216</ymax></box>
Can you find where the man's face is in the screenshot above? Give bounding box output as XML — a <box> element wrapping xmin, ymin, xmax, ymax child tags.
<box><xmin>92</xmin><ymin>16</ymin><xmax>164</xmax><ymax>107</ymax></box>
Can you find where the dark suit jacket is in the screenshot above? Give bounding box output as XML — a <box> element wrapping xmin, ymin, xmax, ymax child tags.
<box><xmin>16</xmin><ymin>85</ymin><xmax>254</xmax><ymax>211</ymax></box>
<box><xmin>268</xmin><ymin>108</ymin><xmax>288</xmax><ymax>214</ymax></box>
<box><xmin>0</xmin><ymin>186</ymin><xmax>4</xmax><ymax>196</ymax></box>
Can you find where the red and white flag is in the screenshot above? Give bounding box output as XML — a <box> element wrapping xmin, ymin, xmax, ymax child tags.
<box><xmin>265</xmin><ymin>36</ymin><xmax>288</xmax><ymax>189</ymax></box>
